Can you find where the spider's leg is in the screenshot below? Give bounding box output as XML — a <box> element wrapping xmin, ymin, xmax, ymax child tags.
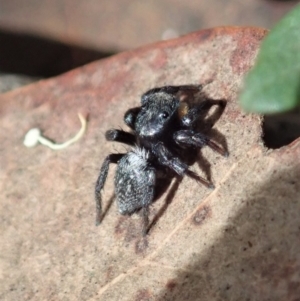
<box><xmin>95</xmin><ymin>153</ymin><xmax>125</xmax><ymax>225</ymax></box>
<box><xmin>174</xmin><ymin>130</ymin><xmax>228</xmax><ymax>157</ymax></box>
<box><xmin>181</xmin><ymin>99</ymin><xmax>226</xmax><ymax>127</ymax></box>
<box><xmin>105</xmin><ymin>129</ymin><xmax>136</xmax><ymax>145</ymax></box>
<box><xmin>155</xmin><ymin>142</ymin><xmax>213</xmax><ymax>188</ymax></box>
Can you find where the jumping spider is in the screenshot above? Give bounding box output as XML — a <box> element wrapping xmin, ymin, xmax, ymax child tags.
<box><xmin>95</xmin><ymin>84</ymin><xmax>228</xmax><ymax>235</ymax></box>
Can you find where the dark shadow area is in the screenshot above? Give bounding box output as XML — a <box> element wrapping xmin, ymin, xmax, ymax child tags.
<box><xmin>147</xmin><ymin>177</ymin><xmax>182</xmax><ymax>234</ymax></box>
<box><xmin>146</xmin><ymin>93</ymin><xmax>228</xmax><ymax>233</ymax></box>
<box><xmin>0</xmin><ymin>30</ymin><xmax>115</xmax><ymax>77</ymax></box>
<box><xmin>97</xmin><ymin>193</ymin><xmax>115</xmax><ymax>225</ymax></box>
<box><xmin>196</xmin><ymin>152</ymin><xmax>213</xmax><ymax>183</ymax></box>
<box><xmin>263</xmin><ymin>109</ymin><xmax>300</xmax><ymax>149</ymax></box>
<box><xmin>157</xmin><ymin>155</ymin><xmax>300</xmax><ymax>300</ymax></box>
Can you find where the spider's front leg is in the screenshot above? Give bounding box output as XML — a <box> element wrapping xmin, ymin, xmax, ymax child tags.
<box><xmin>95</xmin><ymin>153</ymin><xmax>125</xmax><ymax>225</ymax></box>
<box><xmin>174</xmin><ymin>130</ymin><xmax>228</xmax><ymax>157</ymax></box>
<box><xmin>105</xmin><ymin>129</ymin><xmax>136</xmax><ymax>145</ymax></box>
<box><xmin>155</xmin><ymin>142</ymin><xmax>213</xmax><ymax>188</ymax></box>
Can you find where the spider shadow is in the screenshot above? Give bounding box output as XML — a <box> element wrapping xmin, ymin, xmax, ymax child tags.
<box><xmin>146</xmin><ymin>95</ymin><xmax>228</xmax><ymax>234</ymax></box>
<box><xmin>179</xmin><ymin>94</ymin><xmax>228</xmax><ymax>184</ymax></box>
<box><xmin>146</xmin><ymin>176</ymin><xmax>183</xmax><ymax>234</ymax></box>
<box><xmin>196</xmin><ymin>94</ymin><xmax>228</xmax><ymax>152</ymax></box>
<box><xmin>97</xmin><ymin>193</ymin><xmax>115</xmax><ymax>224</ymax></box>
<box><xmin>197</xmin><ymin>96</ymin><xmax>227</xmax><ymax>181</ymax></box>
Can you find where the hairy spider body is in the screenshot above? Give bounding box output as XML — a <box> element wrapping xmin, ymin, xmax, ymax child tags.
<box><xmin>95</xmin><ymin>85</ymin><xmax>227</xmax><ymax>235</ymax></box>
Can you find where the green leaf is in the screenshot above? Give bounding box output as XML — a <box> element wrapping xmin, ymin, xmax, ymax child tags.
<box><xmin>240</xmin><ymin>4</ymin><xmax>300</xmax><ymax>114</ymax></box>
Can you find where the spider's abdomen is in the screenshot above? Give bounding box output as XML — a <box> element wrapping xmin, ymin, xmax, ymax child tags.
<box><xmin>115</xmin><ymin>148</ymin><xmax>156</xmax><ymax>215</ymax></box>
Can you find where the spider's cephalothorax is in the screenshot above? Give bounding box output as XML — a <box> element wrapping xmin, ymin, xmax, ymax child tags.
<box><xmin>95</xmin><ymin>85</ymin><xmax>228</xmax><ymax>235</ymax></box>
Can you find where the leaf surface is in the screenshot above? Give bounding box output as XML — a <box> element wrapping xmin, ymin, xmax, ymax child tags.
<box><xmin>1</xmin><ymin>27</ymin><xmax>300</xmax><ymax>301</ymax></box>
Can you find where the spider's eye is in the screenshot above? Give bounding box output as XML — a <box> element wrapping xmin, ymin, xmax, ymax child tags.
<box><xmin>160</xmin><ymin>111</ymin><xmax>169</xmax><ymax>119</ymax></box>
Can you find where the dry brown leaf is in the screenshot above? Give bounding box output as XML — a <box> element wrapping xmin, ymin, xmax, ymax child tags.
<box><xmin>1</xmin><ymin>27</ymin><xmax>299</xmax><ymax>301</ymax></box>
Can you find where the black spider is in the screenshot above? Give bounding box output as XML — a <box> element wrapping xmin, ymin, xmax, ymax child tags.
<box><xmin>95</xmin><ymin>84</ymin><xmax>228</xmax><ymax>235</ymax></box>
